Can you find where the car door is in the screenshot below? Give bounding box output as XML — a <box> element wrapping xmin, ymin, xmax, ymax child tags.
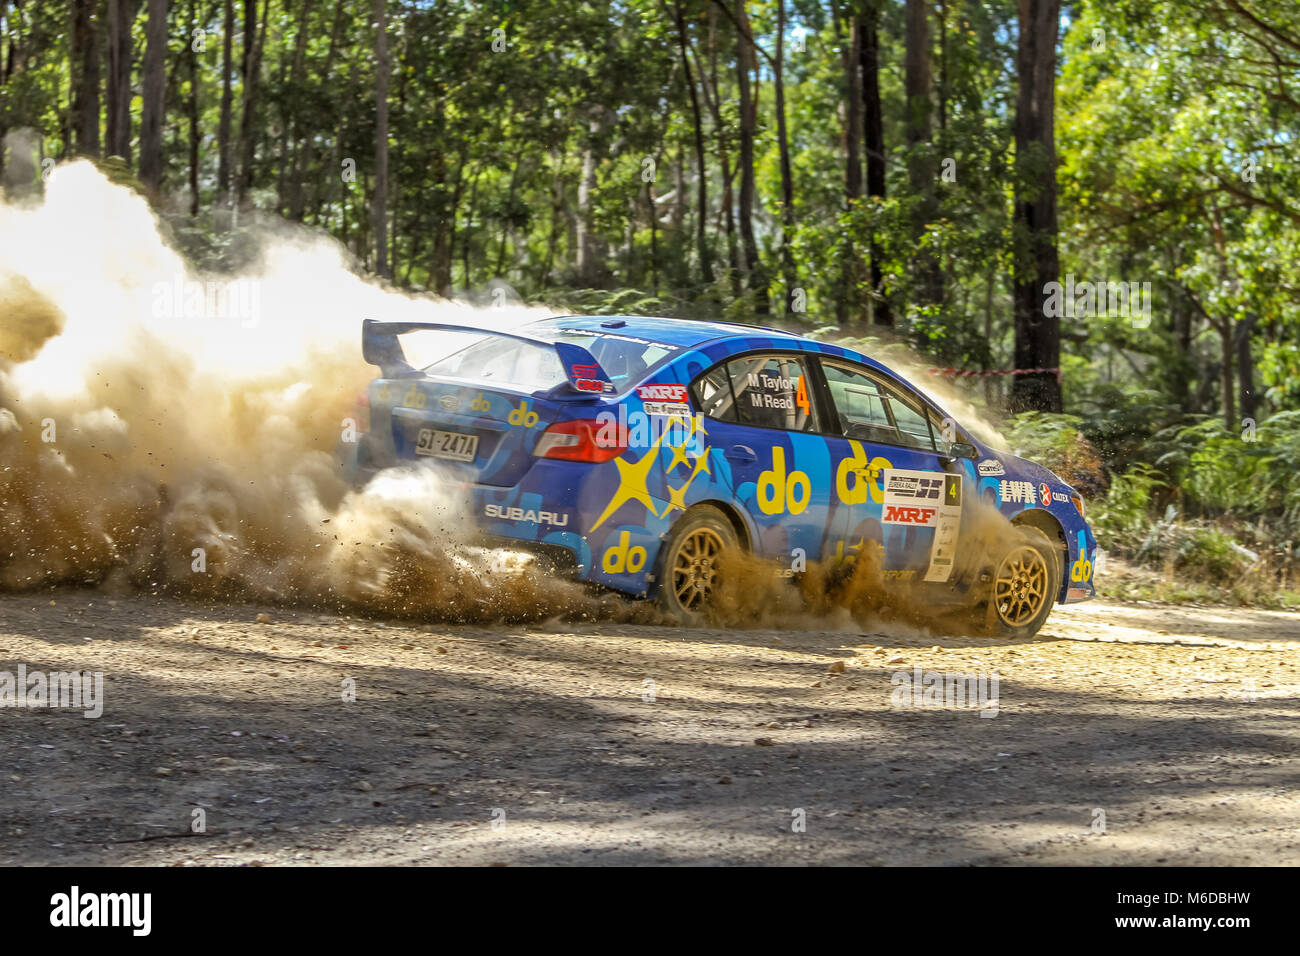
<box><xmin>692</xmin><ymin>351</ymin><xmax>835</xmax><ymax>567</ymax></box>
<box><xmin>818</xmin><ymin>358</ymin><xmax>964</xmax><ymax>584</ymax></box>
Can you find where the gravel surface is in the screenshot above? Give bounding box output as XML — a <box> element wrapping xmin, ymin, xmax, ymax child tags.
<box><xmin>2</xmin><ymin>589</ymin><xmax>1298</xmax><ymax>866</ymax></box>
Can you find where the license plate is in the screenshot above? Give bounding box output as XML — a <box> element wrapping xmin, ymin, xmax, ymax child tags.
<box><xmin>414</xmin><ymin>429</ymin><xmax>478</xmax><ymax>462</ymax></box>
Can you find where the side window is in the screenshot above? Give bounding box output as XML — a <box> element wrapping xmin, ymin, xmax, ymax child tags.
<box><xmin>822</xmin><ymin>361</ymin><xmax>936</xmax><ymax>451</ymax></box>
<box><xmin>726</xmin><ymin>354</ymin><xmax>819</xmax><ymax>432</ymax></box>
<box><xmin>693</xmin><ymin>354</ymin><xmax>820</xmax><ymax>433</ymax></box>
<box><xmin>694</xmin><ymin>365</ymin><xmax>738</xmax><ymax>423</ymax></box>
<box><xmin>927</xmin><ymin>405</ymin><xmax>961</xmax><ymax>454</ymax></box>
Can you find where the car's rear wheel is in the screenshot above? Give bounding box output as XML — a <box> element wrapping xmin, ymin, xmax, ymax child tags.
<box><xmin>984</xmin><ymin>526</ymin><xmax>1060</xmax><ymax>639</ymax></box>
<box><xmin>655</xmin><ymin>505</ymin><xmax>740</xmax><ymax>623</ymax></box>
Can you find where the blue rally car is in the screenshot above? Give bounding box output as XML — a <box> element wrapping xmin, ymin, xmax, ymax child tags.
<box><xmin>344</xmin><ymin>315</ymin><xmax>1097</xmax><ymax>637</ymax></box>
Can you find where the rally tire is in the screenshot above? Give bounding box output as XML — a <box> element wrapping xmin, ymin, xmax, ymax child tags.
<box><xmin>654</xmin><ymin>505</ymin><xmax>741</xmax><ymax>625</ymax></box>
<box><xmin>983</xmin><ymin>526</ymin><xmax>1061</xmax><ymax>639</ymax></box>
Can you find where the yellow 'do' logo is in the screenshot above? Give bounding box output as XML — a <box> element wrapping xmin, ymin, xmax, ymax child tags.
<box><xmin>508</xmin><ymin>401</ymin><xmax>540</xmax><ymax>427</ymax></box>
<box><xmin>402</xmin><ymin>385</ymin><xmax>427</xmax><ymax>408</ymax></box>
<box><xmin>757</xmin><ymin>447</ymin><xmax>811</xmax><ymax>515</ymax></box>
<box><xmin>1070</xmin><ymin>531</ymin><xmax>1092</xmax><ymax>582</ymax></box>
<box><xmin>835</xmin><ymin>441</ymin><xmax>891</xmax><ymax>505</ymax></box>
<box><xmin>602</xmin><ymin>531</ymin><xmax>648</xmax><ymax>574</ymax></box>
<box><xmin>470</xmin><ymin>393</ymin><xmax>490</xmax><ymax>412</ymax></box>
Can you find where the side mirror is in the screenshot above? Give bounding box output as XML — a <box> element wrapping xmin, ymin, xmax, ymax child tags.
<box><xmin>947</xmin><ymin>441</ymin><xmax>978</xmax><ymax>460</ymax></box>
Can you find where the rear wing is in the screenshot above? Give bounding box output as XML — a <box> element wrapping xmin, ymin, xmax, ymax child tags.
<box><xmin>361</xmin><ymin>319</ymin><xmax>614</xmax><ymax>394</ymax></box>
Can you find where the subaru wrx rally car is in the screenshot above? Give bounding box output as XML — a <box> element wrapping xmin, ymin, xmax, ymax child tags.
<box><xmin>343</xmin><ymin>315</ymin><xmax>1097</xmax><ymax>636</ymax></box>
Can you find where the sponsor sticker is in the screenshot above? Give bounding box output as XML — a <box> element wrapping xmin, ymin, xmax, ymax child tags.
<box><xmin>484</xmin><ymin>504</ymin><xmax>570</xmax><ymax>527</ymax></box>
<box><xmin>637</xmin><ymin>384</ymin><xmax>689</xmax><ymax>402</ymax></box>
<box><xmin>884</xmin><ymin>504</ymin><xmax>937</xmax><ymax>526</ymax></box>
<box><xmin>997</xmin><ymin>480</ymin><xmax>1037</xmax><ymax>504</ymax></box>
<box><xmin>882</xmin><ymin>469</ymin><xmax>944</xmax><ymax>526</ymax></box>
<box><xmin>924</xmin><ymin>474</ymin><xmax>963</xmax><ymax>583</ymax></box>
<box><xmin>977</xmin><ymin>458</ymin><xmax>1005</xmax><ymax>477</ymax></box>
<box><xmin>642</xmin><ymin>401</ymin><xmax>692</xmax><ymax>418</ymax></box>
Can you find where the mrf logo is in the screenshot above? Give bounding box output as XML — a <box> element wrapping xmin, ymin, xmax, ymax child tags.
<box><xmin>884</xmin><ymin>505</ymin><xmax>937</xmax><ymax>526</ymax></box>
<box><xmin>638</xmin><ymin>384</ymin><xmax>689</xmax><ymax>402</ymax></box>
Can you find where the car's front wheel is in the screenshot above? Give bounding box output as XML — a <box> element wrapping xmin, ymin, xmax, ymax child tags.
<box><xmin>984</xmin><ymin>526</ymin><xmax>1061</xmax><ymax>639</ymax></box>
<box><xmin>654</xmin><ymin>504</ymin><xmax>740</xmax><ymax>624</ymax></box>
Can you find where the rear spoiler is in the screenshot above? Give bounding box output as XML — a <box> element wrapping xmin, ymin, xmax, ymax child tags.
<box><xmin>361</xmin><ymin>319</ymin><xmax>614</xmax><ymax>394</ymax></box>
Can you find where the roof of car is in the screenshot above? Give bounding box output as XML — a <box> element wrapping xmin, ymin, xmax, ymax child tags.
<box><xmin>527</xmin><ymin>314</ymin><xmax>804</xmax><ymax>349</ymax></box>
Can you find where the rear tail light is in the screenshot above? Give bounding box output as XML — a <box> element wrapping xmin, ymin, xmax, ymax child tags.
<box><xmin>353</xmin><ymin>392</ymin><xmax>371</xmax><ymax>433</ymax></box>
<box><xmin>1070</xmin><ymin>493</ymin><xmax>1085</xmax><ymax>518</ymax></box>
<box><xmin>533</xmin><ymin>418</ymin><xmax>626</xmax><ymax>463</ymax></box>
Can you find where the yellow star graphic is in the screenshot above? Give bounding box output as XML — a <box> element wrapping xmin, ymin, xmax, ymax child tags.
<box><xmin>664</xmin><ymin>438</ymin><xmax>691</xmax><ymax>475</ymax></box>
<box><xmin>660</xmin><ymin>449</ymin><xmax>712</xmax><ymax>519</ymax></box>
<box><xmin>589</xmin><ymin>438</ymin><xmax>665</xmax><ymax>532</ymax></box>
<box><xmin>664</xmin><ymin>481</ymin><xmax>691</xmax><ymax>515</ymax></box>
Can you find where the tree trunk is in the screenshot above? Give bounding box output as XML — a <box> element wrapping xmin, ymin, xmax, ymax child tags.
<box><xmin>0</xmin><ymin>0</ymin><xmax>6</xmax><ymax>180</ymax></box>
<box><xmin>138</xmin><ymin>0</ymin><xmax>167</xmax><ymax>192</ymax></box>
<box><xmin>70</xmin><ymin>0</ymin><xmax>99</xmax><ymax>156</ymax></box>
<box><xmin>673</xmin><ymin>1</ymin><xmax>712</xmax><ymax>285</ymax></box>
<box><xmin>860</xmin><ymin>0</ymin><xmax>891</xmax><ymax>326</ymax></box>
<box><xmin>106</xmin><ymin>0</ymin><xmax>133</xmax><ymax>161</ymax></box>
<box><xmin>1219</xmin><ymin>320</ymin><xmax>1235</xmax><ymax>430</ymax></box>
<box><xmin>187</xmin><ymin>0</ymin><xmax>200</xmax><ymax>216</ymax></box>
<box><xmin>1236</xmin><ymin>315</ymin><xmax>1257</xmax><ymax>425</ymax></box>
<box><xmin>701</xmin><ymin>18</ymin><xmax>740</xmax><ymax>296</ymax></box>
<box><xmin>774</xmin><ymin>0</ymin><xmax>797</xmax><ymax>313</ymax></box>
<box><xmin>905</xmin><ymin>0</ymin><xmax>941</xmax><ymax>307</ymax></box>
<box><xmin>236</xmin><ymin>0</ymin><xmax>268</xmax><ymax>207</ymax></box>
<box><xmin>842</xmin><ymin>14</ymin><xmax>862</xmax><ymax>198</ymax></box>
<box><xmin>1010</xmin><ymin>0</ymin><xmax>1062</xmax><ymax>413</ymax></box>
<box><xmin>734</xmin><ymin>0</ymin><xmax>766</xmax><ymax>313</ymax></box>
<box><xmin>281</xmin><ymin>0</ymin><xmax>314</xmax><ymax>217</ymax></box>
<box><xmin>373</xmin><ymin>0</ymin><xmax>389</xmax><ymax>277</ymax></box>
<box><xmin>575</xmin><ymin>117</ymin><xmax>601</xmax><ymax>285</ymax></box>
<box><xmin>291</xmin><ymin>0</ymin><xmax>346</xmax><ymax>221</ymax></box>
<box><xmin>461</xmin><ymin>166</ymin><xmax>481</xmax><ymax>288</ymax></box>
<box><xmin>837</xmin><ymin>10</ymin><xmax>863</xmax><ymax>324</ymax></box>
<box><xmin>217</xmin><ymin>0</ymin><xmax>233</xmax><ymax>204</ymax></box>
<box><xmin>428</xmin><ymin>102</ymin><xmax>456</xmax><ymax>295</ymax></box>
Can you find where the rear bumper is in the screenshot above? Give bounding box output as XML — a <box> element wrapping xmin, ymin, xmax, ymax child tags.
<box><xmin>338</xmin><ymin>443</ymin><xmax>596</xmax><ymax>579</ymax></box>
<box><xmin>479</xmin><ymin>535</ymin><xmax>583</xmax><ymax>576</ymax></box>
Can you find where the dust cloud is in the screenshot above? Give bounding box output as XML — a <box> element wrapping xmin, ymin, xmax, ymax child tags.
<box><xmin>0</xmin><ymin>160</ymin><xmax>612</xmax><ymax>622</ymax></box>
<box><xmin>707</xmin><ymin>499</ymin><xmax>1036</xmax><ymax>636</ymax></box>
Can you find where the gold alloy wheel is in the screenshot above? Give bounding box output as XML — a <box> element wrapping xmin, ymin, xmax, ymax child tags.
<box><xmin>993</xmin><ymin>544</ymin><xmax>1049</xmax><ymax>627</ymax></box>
<box><xmin>671</xmin><ymin>526</ymin><xmax>726</xmax><ymax>610</ymax></box>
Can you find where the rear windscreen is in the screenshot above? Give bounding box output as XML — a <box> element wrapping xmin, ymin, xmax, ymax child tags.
<box><xmin>422</xmin><ymin>329</ymin><xmax>675</xmax><ymax>393</ymax></box>
<box><xmin>424</xmin><ymin>336</ymin><xmax>565</xmax><ymax>392</ymax></box>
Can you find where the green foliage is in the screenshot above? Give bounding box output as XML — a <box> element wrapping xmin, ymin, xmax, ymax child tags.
<box><xmin>1175</xmin><ymin>527</ymin><xmax>1254</xmax><ymax>582</ymax></box>
<box><xmin>1090</xmin><ymin>464</ymin><xmax>1166</xmax><ymax>554</ymax></box>
<box><xmin>1001</xmin><ymin>411</ymin><xmax>1105</xmax><ymax>492</ymax></box>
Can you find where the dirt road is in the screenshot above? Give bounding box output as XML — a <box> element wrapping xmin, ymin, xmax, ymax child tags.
<box><xmin>2</xmin><ymin>589</ymin><xmax>1298</xmax><ymax>866</ymax></box>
